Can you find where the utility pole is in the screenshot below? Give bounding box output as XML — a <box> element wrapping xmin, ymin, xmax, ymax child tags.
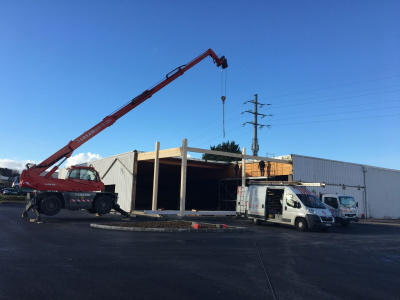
<box><xmin>242</xmin><ymin>94</ymin><xmax>272</xmax><ymax>157</ymax></box>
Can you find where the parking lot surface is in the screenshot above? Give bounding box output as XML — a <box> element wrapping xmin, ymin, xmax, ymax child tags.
<box><xmin>1</xmin><ymin>204</ymin><xmax>399</xmax><ymax>300</ymax></box>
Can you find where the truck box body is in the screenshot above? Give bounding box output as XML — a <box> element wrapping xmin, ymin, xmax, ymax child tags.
<box><xmin>237</xmin><ymin>185</ymin><xmax>334</xmax><ymax>231</ymax></box>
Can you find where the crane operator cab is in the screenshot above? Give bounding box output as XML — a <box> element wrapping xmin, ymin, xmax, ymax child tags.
<box><xmin>66</xmin><ymin>167</ymin><xmax>100</xmax><ymax>182</ymax></box>
<box><xmin>63</xmin><ymin>166</ymin><xmax>104</xmax><ymax>192</ymax></box>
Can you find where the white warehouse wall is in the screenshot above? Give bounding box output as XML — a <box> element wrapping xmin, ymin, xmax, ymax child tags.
<box><xmin>291</xmin><ymin>154</ymin><xmax>400</xmax><ymax>219</ymax></box>
<box><xmin>292</xmin><ymin>155</ymin><xmax>364</xmax><ymax>186</ymax></box>
<box><xmin>364</xmin><ymin>166</ymin><xmax>400</xmax><ymax>219</ymax></box>
<box><xmin>291</xmin><ymin>155</ymin><xmax>366</xmax><ymax>217</ymax></box>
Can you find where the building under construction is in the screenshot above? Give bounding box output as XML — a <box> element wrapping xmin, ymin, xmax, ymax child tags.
<box><xmin>59</xmin><ymin>139</ymin><xmax>400</xmax><ymax>219</ymax></box>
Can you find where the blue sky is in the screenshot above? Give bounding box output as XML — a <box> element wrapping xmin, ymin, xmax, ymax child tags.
<box><xmin>1</xmin><ymin>0</ymin><xmax>399</xmax><ymax>172</ymax></box>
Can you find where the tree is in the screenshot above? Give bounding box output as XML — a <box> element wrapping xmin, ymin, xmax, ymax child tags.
<box><xmin>0</xmin><ymin>168</ymin><xmax>20</xmax><ymax>177</ymax></box>
<box><xmin>202</xmin><ymin>141</ymin><xmax>241</xmax><ymax>162</ymax></box>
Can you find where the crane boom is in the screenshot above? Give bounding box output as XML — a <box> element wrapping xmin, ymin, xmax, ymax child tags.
<box><xmin>23</xmin><ymin>49</ymin><xmax>227</xmax><ymax>179</ymax></box>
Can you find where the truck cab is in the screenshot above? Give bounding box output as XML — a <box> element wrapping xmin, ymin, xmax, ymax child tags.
<box><xmin>239</xmin><ymin>185</ymin><xmax>334</xmax><ymax>231</ymax></box>
<box><xmin>320</xmin><ymin>194</ymin><xmax>359</xmax><ymax>226</ymax></box>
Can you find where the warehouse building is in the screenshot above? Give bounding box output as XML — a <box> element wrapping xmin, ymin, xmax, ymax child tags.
<box><xmin>59</xmin><ymin>140</ymin><xmax>400</xmax><ymax>219</ymax></box>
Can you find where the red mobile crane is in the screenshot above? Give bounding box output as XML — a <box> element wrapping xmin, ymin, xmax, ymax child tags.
<box><xmin>21</xmin><ymin>49</ymin><xmax>228</xmax><ymax>222</ymax></box>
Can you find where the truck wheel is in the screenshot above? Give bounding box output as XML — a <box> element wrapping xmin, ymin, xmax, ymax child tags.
<box><xmin>295</xmin><ymin>218</ymin><xmax>308</xmax><ymax>231</ymax></box>
<box><xmin>39</xmin><ymin>195</ymin><xmax>62</xmax><ymax>216</ymax></box>
<box><xmin>94</xmin><ymin>196</ymin><xmax>112</xmax><ymax>215</ymax></box>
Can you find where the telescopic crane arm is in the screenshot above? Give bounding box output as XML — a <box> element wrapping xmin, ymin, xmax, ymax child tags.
<box><xmin>24</xmin><ymin>49</ymin><xmax>228</xmax><ymax>179</ymax></box>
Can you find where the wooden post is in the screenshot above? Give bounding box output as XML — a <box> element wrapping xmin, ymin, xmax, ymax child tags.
<box><xmin>180</xmin><ymin>139</ymin><xmax>188</xmax><ymax>216</ymax></box>
<box><xmin>242</xmin><ymin>147</ymin><xmax>246</xmax><ymax>187</ymax></box>
<box><xmin>152</xmin><ymin>142</ymin><xmax>160</xmax><ymax>211</ymax></box>
<box><xmin>130</xmin><ymin>150</ymin><xmax>138</xmax><ymax>212</ymax></box>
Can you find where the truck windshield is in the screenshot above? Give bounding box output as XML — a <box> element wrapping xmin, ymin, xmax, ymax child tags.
<box><xmin>296</xmin><ymin>194</ymin><xmax>326</xmax><ymax>209</ymax></box>
<box><xmin>339</xmin><ymin>196</ymin><xmax>356</xmax><ymax>208</ymax></box>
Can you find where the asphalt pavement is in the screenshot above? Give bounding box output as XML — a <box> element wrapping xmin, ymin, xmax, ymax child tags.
<box><xmin>1</xmin><ymin>203</ymin><xmax>399</xmax><ymax>300</ymax></box>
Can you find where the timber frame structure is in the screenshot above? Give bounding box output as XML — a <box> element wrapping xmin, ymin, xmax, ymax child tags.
<box><xmin>135</xmin><ymin>138</ymin><xmax>292</xmax><ymax>215</ymax></box>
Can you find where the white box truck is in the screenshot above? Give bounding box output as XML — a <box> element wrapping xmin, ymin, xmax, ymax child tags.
<box><xmin>237</xmin><ymin>182</ymin><xmax>334</xmax><ymax>231</ymax></box>
<box><xmin>320</xmin><ymin>194</ymin><xmax>359</xmax><ymax>226</ymax></box>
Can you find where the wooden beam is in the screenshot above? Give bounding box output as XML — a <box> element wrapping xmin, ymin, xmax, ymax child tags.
<box><xmin>158</xmin><ymin>159</ymin><xmax>227</xmax><ymax>169</ymax></box>
<box><xmin>130</xmin><ymin>151</ymin><xmax>138</xmax><ymax>212</ymax></box>
<box><xmin>152</xmin><ymin>142</ymin><xmax>160</xmax><ymax>211</ymax></box>
<box><xmin>242</xmin><ymin>148</ymin><xmax>246</xmax><ymax>187</ymax></box>
<box><xmin>187</xmin><ymin>147</ymin><xmax>291</xmax><ymax>164</ymax></box>
<box><xmin>138</xmin><ymin>145</ymin><xmax>291</xmax><ymax>164</ymax></box>
<box><xmin>137</xmin><ymin>147</ymin><xmax>182</xmax><ymax>161</ymax></box>
<box><xmin>187</xmin><ymin>147</ymin><xmax>242</xmax><ymax>159</ymax></box>
<box><xmin>180</xmin><ymin>139</ymin><xmax>188</xmax><ymax>216</ymax></box>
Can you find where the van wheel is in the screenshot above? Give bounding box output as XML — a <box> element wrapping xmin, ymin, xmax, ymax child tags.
<box><xmin>94</xmin><ymin>196</ymin><xmax>112</xmax><ymax>215</ymax></box>
<box><xmin>253</xmin><ymin>219</ymin><xmax>261</xmax><ymax>225</ymax></box>
<box><xmin>39</xmin><ymin>195</ymin><xmax>62</xmax><ymax>216</ymax></box>
<box><xmin>295</xmin><ymin>218</ymin><xmax>308</xmax><ymax>231</ymax></box>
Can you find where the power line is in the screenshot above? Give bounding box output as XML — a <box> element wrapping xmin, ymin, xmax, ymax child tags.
<box><xmin>270</xmin><ymin>89</ymin><xmax>400</xmax><ymax>109</ymax></box>
<box><xmin>272</xmin><ymin>112</ymin><xmax>400</xmax><ymax>127</ymax></box>
<box><xmin>192</xmin><ymin>110</ymin><xmax>399</xmax><ymax>148</ymax></box>
<box><xmin>259</xmin><ymin>74</ymin><xmax>400</xmax><ymax>101</ymax></box>
<box><xmin>268</xmin><ymin>98</ymin><xmax>400</xmax><ymax>118</ymax></box>
<box><xmin>183</xmin><ymin>78</ymin><xmax>400</xmax><ymax>142</ymax></box>
<box><xmin>270</xmin><ymin>105</ymin><xmax>400</xmax><ymax>122</ymax></box>
<box><xmin>268</xmin><ymin>84</ymin><xmax>400</xmax><ymax>106</ymax></box>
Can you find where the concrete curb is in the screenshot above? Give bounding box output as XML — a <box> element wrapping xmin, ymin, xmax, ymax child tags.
<box><xmin>358</xmin><ymin>219</ymin><xmax>400</xmax><ymax>226</ymax></box>
<box><xmin>90</xmin><ymin>223</ymin><xmax>249</xmax><ymax>232</ymax></box>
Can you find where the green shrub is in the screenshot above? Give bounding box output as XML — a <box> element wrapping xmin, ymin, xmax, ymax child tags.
<box><xmin>0</xmin><ymin>195</ymin><xmax>27</xmax><ymax>203</ymax></box>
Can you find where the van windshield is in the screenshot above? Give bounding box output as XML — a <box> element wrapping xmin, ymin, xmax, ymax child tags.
<box><xmin>296</xmin><ymin>194</ymin><xmax>326</xmax><ymax>209</ymax></box>
<box><xmin>339</xmin><ymin>196</ymin><xmax>356</xmax><ymax>208</ymax></box>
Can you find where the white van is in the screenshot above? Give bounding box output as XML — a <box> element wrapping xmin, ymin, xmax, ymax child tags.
<box><xmin>320</xmin><ymin>194</ymin><xmax>359</xmax><ymax>226</ymax></box>
<box><xmin>237</xmin><ymin>184</ymin><xmax>334</xmax><ymax>231</ymax></box>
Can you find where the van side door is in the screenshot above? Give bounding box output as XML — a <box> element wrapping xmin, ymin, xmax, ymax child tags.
<box><xmin>248</xmin><ymin>186</ymin><xmax>266</xmax><ymax>218</ymax></box>
<box><xmin>282</xmin><ymin>192</ymin><xmax>300</xmax><ymax>225</ymax></box>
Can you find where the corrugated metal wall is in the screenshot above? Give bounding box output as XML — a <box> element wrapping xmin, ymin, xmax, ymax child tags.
<box><xmin>292</xmin><ymin>155</ymin><xmax>364</xmax><ymax>186</ymax></box>
<box><xmin>365</xmin><ymin>166</ymin><xmax>400</xmax><ymax>219</ymax></box>
<box><xmin>292</xmin><ymin>154</ymin><xmax>400</xmax><ymax>219</ymax></box>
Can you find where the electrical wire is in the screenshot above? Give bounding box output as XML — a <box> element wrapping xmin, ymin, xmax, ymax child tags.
<box><xmin>192</xmin><ymin>111</ymin><xmax>399</xmax><ymax>148</ymax></box>
<box><xmin>270</xmin><ymin>89</ymin><xmax>400</xmax><ymax>109</ymax></box>
<box><xmin>259</xmin><ymin>74</ymin><xmax>400</xmax><ymax>101</ymax></box>
<box><xmin>270</xmin><ymin>105</ymin><xmax>400</xmax><ymax>122</ymax></box>
<box><xmin>187</xmin><ymin>71</ymin><xmax>400</xmax><ymax>148</ymax></box>
<box><xmin>271</xmin><ymin>112</ymin><xmax>400</xmax><ymax>127</ymax></box>
<box><xmin>268</xmin><ymin>84</ymin><xmax>400</xmax><ymax>107</ymax></box>
<box><xmin>269</xmin><ymin>98</ymin><xmax>400</xmax><ymax>118</ymax></box>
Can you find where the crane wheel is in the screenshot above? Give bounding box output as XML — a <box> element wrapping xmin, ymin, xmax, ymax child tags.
<box><xmin>94</xmin><ymin>196</ymin><xmax>112</xmax><ymax>215</ymax></box>
<box><xmin>39</xmin><ymin>195</ymin><xmax>62</xmax><ymax>216</ymax></box>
